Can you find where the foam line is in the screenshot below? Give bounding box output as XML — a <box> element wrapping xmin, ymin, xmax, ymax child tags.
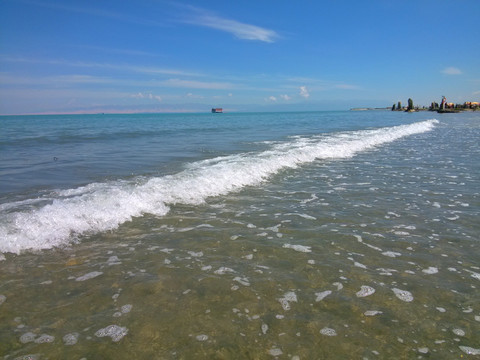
<box><xmin>0</xmin><ymin>119</ymin><xmax>438</xmax><ymax>254</ymax></box>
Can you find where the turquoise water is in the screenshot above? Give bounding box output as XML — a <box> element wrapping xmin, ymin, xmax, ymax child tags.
<box><xmin>0</xmin><ymin>111</ymin><xmax>479</xmax><ymax>359</ymax></box>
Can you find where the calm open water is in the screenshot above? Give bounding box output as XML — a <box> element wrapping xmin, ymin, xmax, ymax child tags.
<box><xmin>0</xmin><ymin>111</ymin><xmax>479</xmax><ymax>359</ymax></box>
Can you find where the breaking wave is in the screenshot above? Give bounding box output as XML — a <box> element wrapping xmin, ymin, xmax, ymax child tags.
<box><xmin>0</xmin><ymin>119</ymin><xmax>438</xmax><ymax>254</ymax></box>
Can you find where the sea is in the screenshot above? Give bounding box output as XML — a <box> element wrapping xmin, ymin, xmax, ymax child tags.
<box><xmin>0</xmin><ymin>110</ymin><xmax>479</xmax><ymax>359</ymax></box>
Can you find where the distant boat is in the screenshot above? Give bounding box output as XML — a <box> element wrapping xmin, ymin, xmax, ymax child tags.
<box><xmin>211</xmin><ymin>108</ymin><xmax>223</xmax><ymax>113</ymax></box>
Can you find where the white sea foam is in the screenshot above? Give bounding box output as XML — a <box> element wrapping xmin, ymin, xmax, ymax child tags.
<box><xmin>95</xmin><ymin>325</ymin><xmax>128</xmax><ymax>342</ymax></box>
<box><xmin>283</xmin><ymin>243</ymin><xmax>312</xmax><ymax>253</ymax></box>
<box><xmin>19</xmin><ymin>332</ymin><xmax>36</xmax><ymax>343</ymax></box>
<box><xmin>364</xmin><ymin>310</ymin><xmax>383</xmax><ymax>316</ymax></box>
<box><xmin>382</xmin><ymin>251</ymin><xmax>401</xmax><ymax>258</ymax></box>
<box><xmin>0</xmin><ymin>119</ymin><xmax>439</xmax><ymax>254</ymax></box>
<box><xmin>392</xmin><ymin>288</ymin><xmax>414</xmax><ymax>302</ymax></box>
<box><xmin>75</xmin><ymin>271</ymin><xmax>103</xmax><ymax>282</ymax></box>
<box><xmin>356</xmin><ymin>285</ymin><xmax>376</xmax><ymax>297</ymax></box>
<box><xmin>315</xmin><ymin>290</ymin><xmax>332</xmax><ymax>302</ymax></box>
<box><xmin>422</xmin><ymin>267</ymin><xmax>439</xmax><ymax>274</ymax></box>
<box><xmin>34</xmin><ymin>334</ymin><xmax>55</xmax><ymax>343</ymax></box>
<box><xmin>214</xmin><ymin>267</ymin><xmax>235</xmax><ymax>275</ymax></box>
<box><xmin>320</xmin><ymin>327</ymin><xmax>337</xmax><ymax>336</ymax></box>
<box><xmin>459</xmin><ymin>346</ymin><xmax>480</xmax><ymax>355</ymax></box>
<box><xmin>279</xmin><ymin>291</ymin><xmax>297</xmax><ymax>310</ymax></box>
<box><xmin>63</xmin><ymin>332</ymin><xmax>79</xmax><ymax>345</ymax></box>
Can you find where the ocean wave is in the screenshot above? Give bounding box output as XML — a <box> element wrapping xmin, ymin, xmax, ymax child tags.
<box><xmin>0</xmin><ymin>119</ymin><xmax>438</xmax><ymax>254</ymax></box>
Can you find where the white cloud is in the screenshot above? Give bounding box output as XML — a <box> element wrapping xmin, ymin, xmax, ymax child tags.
<box><xmin>0</xmin><ymin>56</ymin><xmax>202</xmax><ymax>77</ymax></box>
<box><xmin>441</xmin><ymin>67</ymin><xmax>462</xmax><ymax>75</ymax></box>
<box><xmin>268</xmin><ymin>96</ymin><xmax>277</xmax><ymax>102</ymax></box>
<box><xmin>300</xmin><ymin>86</ymin><xmax>310</xmax><ymax>98</ymax></box>
<box><xmin>335</xmin><ymin>84</ymin><xmax>360</xmax><ymax>90</ymax></box>
<box><xmin>132</xmin><ymin>92</ymin><xmax>162</xmax><ymax>102</ymax></box>
<box><xmin>186</xmin><ymin>92</ymin><xmax>204</xmax><ymax>99</ymax></box>
<box><xmin>162</xmin><ymin>78</ymin><xmax>233</xmax><ymax>89</ymax></box>
<box><xmin>183</xmin><ymin>8</ymin><xmax>279</xmax><ymax>43</ymax></box>
<box><xmin>280</xmin><ymin>94</ymin><xmax>291</xmax><ymax>101</ymax></box>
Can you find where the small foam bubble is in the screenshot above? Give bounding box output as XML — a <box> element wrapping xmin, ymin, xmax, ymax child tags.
<box><xmin>0</xmin><ymin>294</ymin><xmax>6</xmax><ymax>305</ymax></box>
<box><xmin>320</xmin><ymin>327</ymin><xmax>337</xmax><ymax>336</ymax></box>
<box><xmin>75</xmin><ymin>271</ymin><xmax>103</xmax><ymax>282</ymax></box>
<box><xmin>283</xmin><ymin>243</ymin><xmax>312</xmax><ymax>253</ymax></box>
<box><xmin>356</xmin><ymin>285</ymin><xmax>375</xmax><ymax>297</ymax></box>
<box><xmin>466</xmin><ymin>270</ymin><xmax>480</xmax><ymax>281</ymax></box>
<box><xmin>392</xmin><ymin>288</ymin><xmax>413</xmax><ymax>302</ymax></box>
<box><xmin>422</xmin><ymin>267</ymin><xmax>439</xmax><ymax>275</ymax></box>
<box><xmin>315</xmin><ymin>290</ymin><xmax>332</xmax><ymax>302</ymax></box>
<box><xmin>452</xmin><ymin>328</ymin><xmax>465</xmax><ymax>336</ymax></box>
<box><xmin>63</xmin><ymin>332</ymin><xmax>79</xmax><ymax>345</ymax></box>
<box><xmin>95</xmin><ymin>325</ymin><xmax>128</xmax><ymax>342</ymax></box>
<box><xmin>333</xmin><ymin>282</ymin><xmax>343</xmax><ymax>290</ymax></box>
<box><xmin>382</xmin><ymin>251</ymin><xmax>401</xmax><ymax>258</ymax></box>
<box><xmin>19</xmin><ymin>332</ymin><xmax>36</xmax><ymax>343</ymax></box>
<box><xmin>196</xmin><ymin>334</ymin><xmax>208</xmax><ymax>341</ymax></box>
<box><xmin>107</xmin><ymin>256</ymin><xmax>121</xmax><ymax>265</ymax></box>
<box><xmin>121</xmin><ymin>304</ymin><xmax>132</xmax><ymax>314</ymax></box>
<box><xmin>233</xmin><ymin>277</ymin><xmax>250</xmax><ymax>286</ymax></box>
<box><xmin>214</xmin><ymin>267</ymin><xmax>235</xmax><ymax>275</ymax></box>
<box><xmin>364</xmin><ymin>310</ymin><xmax>383</xmax><ymax>316</ymax></box>
<box><xmin>278</xmin><ymin>291</ymin><xmax>297</xmax><ymax>311</ymax></box>
<box><xmin>459</xmin><ymin>346</ymin><xmax>480</xmax><ymax>355</ymax></box>
<box><xmin>354</xmin><ymin>261</ymin><xmax>367</xmax><ymax>269</ymax></box>
<box><xmin>34</xmin><ymin>334</ymin><xmax>55</xmax><ymax>343</ymax></box>
<box><xmin>268</xmin><ymin>348</ymin><xmax>283</xmax><ymax>356</ymax></box>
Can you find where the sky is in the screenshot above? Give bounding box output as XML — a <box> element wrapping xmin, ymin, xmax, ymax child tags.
<box><xmin>1</xmin><ymin>0</ymin><xmax>479</xmax><ymax>114</ymax></box>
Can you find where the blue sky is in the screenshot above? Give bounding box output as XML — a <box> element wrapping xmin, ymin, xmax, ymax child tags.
<box><xmin>1</xmin><ymin>0</ymin><xmax>479</xmax><ymax>114</ymax></box>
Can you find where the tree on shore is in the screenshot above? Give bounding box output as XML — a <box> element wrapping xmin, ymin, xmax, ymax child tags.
<box><xmin>407</xmin><ymin>98</ymin><xmax>414</xmax><ymax>111</ymax></box>
<box><xmin>392</xmin><ymin>103</ymin><xmax>396</xmax><ymax>111</ymax></box>
<box><xmin>397</xmin><ymin>101</ymin><xmax>402</xmax><ymax>110</ymax></box>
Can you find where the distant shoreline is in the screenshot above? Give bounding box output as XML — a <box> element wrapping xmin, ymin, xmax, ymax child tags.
<box><xmin>350</xmin><ymin>107</ymin><xmax>390</xmax><ymax>111</ymax></box>
<box><xmin>351</xmin><ymin>107</ymin><xmax>478</xmax><ymax>113</ymax></box>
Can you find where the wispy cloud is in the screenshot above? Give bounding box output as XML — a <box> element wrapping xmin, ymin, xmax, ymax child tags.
<box><xmin>18</xmin><ymin>0</ymin><xmax>166</xmax><ymax>27</ymax></box>
<box><xmin>0</xmin><ymin>73</ymin><xmax>111</xmax><ymax>86</ymax></box>
<box><xmin>74</xmin><ymin>45</ymin><xmax>158</xmax><ymax>57</ymax></box>
<box><xmin>300</xmin><ymin>86</ymin><xmax>310</xmax><ymax>98</ymax></box>
<box><xmin>161</xmin><ymin>78</ymin><xmax>234</xmax><ymax>89</ymax></box>
<box><xmin>132</xmin><ymin>92</ymin><xmax>162</xmax><ymax>102</ymax></box>
<box><xmin>181</xmin><ymin>7</ymin><xmax>279</xmax><ymax>43</ymax></box>
<box><xmin>0</xmin><ymin>56</ymin><xmax>202</xmax><ymax>77</ymax></box>
<box><xmin>441</xmin><ymin>67</ymin><xmax>462</xmax><ymax>75</ymax></box>
<box><xmin>335</xmin><ymin>84</ymin><xmax>360</xmax><ymax>90</ymax></box>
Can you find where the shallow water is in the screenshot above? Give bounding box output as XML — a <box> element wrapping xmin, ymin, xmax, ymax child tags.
<box><xmin>0</xmin><ymin>111</ymin><xmax>479</xmax><ymax>359</ymax></box>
